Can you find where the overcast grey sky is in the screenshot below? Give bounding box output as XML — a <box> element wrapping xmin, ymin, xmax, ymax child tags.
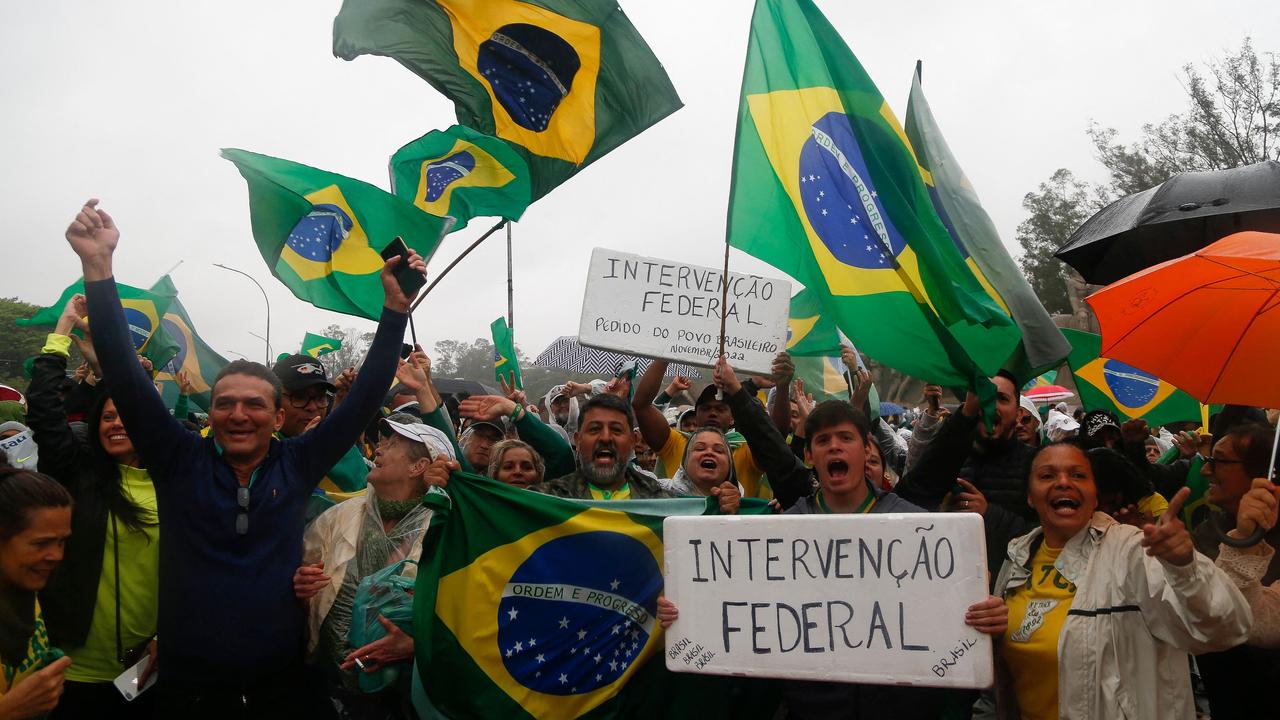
<box><xmin>3</xmin><ymin>0</ymin><xmax>1277</xmax><ymax>365</ymax></box>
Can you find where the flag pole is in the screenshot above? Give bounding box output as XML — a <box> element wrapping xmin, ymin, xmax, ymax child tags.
<box><xmin>411</xmin><ymin>219</ymin><xmax>508</xmax><ymax>311</ymax></box>
<box><xmin>718</xmin><ymin>242</ymin><xmax>731</xmax><ymax>358</ymax></box>
<box><xmin>506</xmin><ymin>221</ymin><xmax>515</xmax><ymax>331</ymax></box>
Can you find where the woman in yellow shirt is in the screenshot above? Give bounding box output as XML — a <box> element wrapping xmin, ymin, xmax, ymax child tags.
<box><xmin>0</xmin><ymin>468</ymin><xmax>74</xmax><ymax>719</ymax></box>
<box><xmin>982</xmin><ymin>441</ymin><xmax>1250</xmax><ymax>720</ymax></box>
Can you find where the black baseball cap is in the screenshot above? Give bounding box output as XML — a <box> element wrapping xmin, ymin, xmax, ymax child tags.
<box><xmin>271</xmin><ymin>354</ymin><xmax>335</xmax><ymax>394</ymax></box>
<box><xmin>695</xmin><ymin>385</ymin><xmax>724</xmax><ymax>409</ymax></box>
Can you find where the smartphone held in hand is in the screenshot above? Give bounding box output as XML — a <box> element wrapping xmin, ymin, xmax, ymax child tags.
<box><xmin>379</xmin><ymin>236</ymin><xmax>427</xmax><ymax>298</ymax></box>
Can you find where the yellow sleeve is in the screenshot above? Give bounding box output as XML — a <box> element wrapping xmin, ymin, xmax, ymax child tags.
<box><xmin>1137</xmin><ymin>492</ymin><xmax>1169</xmax><ymax>518</ymax></box>
<box><xmin>655</xmin><ymin>429</ymin><xmax>685</xmax><ymax>479</ymax></box>
<box><xmin>41</xmin><ymin>333</ymin><xmax>73</xmax><ymax>358</ymax></box>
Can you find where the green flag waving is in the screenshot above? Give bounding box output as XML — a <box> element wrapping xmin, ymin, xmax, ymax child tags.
<box><xmin>391</xmin><ymin>125</ymin><xmax>532</xmax><ymax>232</ymax></box>
<box><xmin>149</xmin><ymin>275</ymin><xmax>229</xmax><ymax>412</ymax></box>
<box><xmin>411</xmin><ymin>473</ymin><xmax>777</xmax><ymax>719</ymax></box>
<box><xmin>17</xmin><ymin>277</ymin><xmax>179</xmax><ymax>368</ymax></box>
<box><xmin>1062</xmin><ymin>329</ymin><xmax>1202</xmax><ymax>426</ymax></box>
<box><xmin>222</xmin><ymin>148</ymin><xmax>451</xmax><ymax>320</ymax></box>
<box><xmin>904</xmin><ymin>62</ymin><xmax>1070</xmax><ymax>381</ymax></box>
<box><xmin>725</xmin><ymin>0</ymin><xmax>1017</xmax><ymax>394</ymax></box>
<box><xmin>490</xmin><ymin>316</ymin><xmax>523</xmax><ymax>391</ymax></box>
<box><xmin>301</xmin><ymin>332</ymin><xmax>343</xmax><ymax>358</ymax></box>
<box><xmin>333</xmin><ymin>0</ymin><xmax>683</xmax><ymax>200</ymax></box>
<box><xmin>785</xmin><ymin>287</ymin><xmax>842</xmax><ymax>358</ymax></box>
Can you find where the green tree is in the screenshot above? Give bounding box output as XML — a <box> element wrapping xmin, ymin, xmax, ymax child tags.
<box><xmin>0</xmin><ymin>297</ymin><xmax>84</xmax><ymax>392</ymax></box>
<box><xmin>315</xmin><ymin>324</ymin><xmax>375</xmax><ymax>378</ymax></box>
<box><xmin>1017</xmin><ymin>38</ymin><xmax>1278</xmax><ymax>317</ymax></box>
<box><xmin>1015</xmin><ymin>169</ymin><xmax>1099</xmax><ymax>316</ymax></box>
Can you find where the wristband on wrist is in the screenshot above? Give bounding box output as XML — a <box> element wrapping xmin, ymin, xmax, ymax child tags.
<box><xmin>510</xmin><ymin>404</ymin><xmax>525</xmax><ymax>423</ymax></box>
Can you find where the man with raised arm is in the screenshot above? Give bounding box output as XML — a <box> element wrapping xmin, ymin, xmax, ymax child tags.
<box><xmin>67</xmin><ymin>198</ymin><xmax>421</xmax><ymax>719</ymax></box>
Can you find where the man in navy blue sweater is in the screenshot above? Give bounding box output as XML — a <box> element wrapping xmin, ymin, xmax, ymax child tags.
<box><xmin>67</xmin><ymin>198</ymin><xmax>426</xmax><ymax>718</ymax></box>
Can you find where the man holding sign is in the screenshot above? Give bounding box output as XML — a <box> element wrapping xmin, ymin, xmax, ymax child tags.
<box><xmin>659</xmin><ymin>399</ymin><xmax>1008</xmax><ymax>719</ymax></box>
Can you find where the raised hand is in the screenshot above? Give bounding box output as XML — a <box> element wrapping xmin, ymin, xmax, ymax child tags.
<box><xmin>65</xmin><ymin>199</ymin><xmax>119</xmax><ymax>279</ymax></box>
<box><xmin>770</xmin><ymin>351</ymin><xmax>795</xmax><ymax>388</ymax></box>
<box><xmin>56</xmin><ymin>293</ymin><xmax>88</xmax><ymax>335</ymax></box>
<box><xmin>1231</xmin><ymin>477</ymin><xmax>1280</xmax><ymax>539</ymax></box>
<box><xmin>952</xmin><ymin>479</ymin><xmax>987</xmax><ymax>516</ymax></box>
<box><xmin>498</xmin><ymin>372</ymin><xmax>525</xmax><ymax>404</ymax></box>
<box><xmin>1141</xmin><ymin>487</ymin><xmax>1195</xmax><ymax>566</ymax></box>
<box><xmin>175</xmin><ymin>370</ymin><xmax>196</xmax><ymax>396</ymax></box>
<box><xmin>656</xmin><ymin>597</ymin><xmax>679</xmax><ymax>629</ymax></box>
<box><xmin>922</xmin><ymin>384</ymin><xmax>943</xmax><ymax>413</ymax></box>
<box><xmin>713</xmin><ymin>355</ymin><xmax>742</xmax><ymax>395</ymax></box>
<box><xmin>396</xmin><ymin>356</ymin><xmax>429</xmax><ymax>393</ymax></box>
<box><xmin>665</xmin><ymin>375</ymin><xmax>692</xmax><ymax>397</ymax></box>
<box><xmin>380</xmin><ymin>249</ymin><xmax>427</xmax><ymax>313</ymax></box>
<box><xmin>1173</xmin><ymin>430</ymin><xmax>1199</xmax><ymax>460</ymax></box>
<box><xmin>849</xmin><ymin>367</ymin><xmax>872</xmax><ymax>409</ymax></box>
<box><xmin>424</xmin><ymin>457</ymin><xmax>458</xmax><ymax>487</ymax></box>
<box><xmin>1121</xmin><ymin>418</ymin><xmax>1150</xmax><ymax>445</ymax></box>
<box><xmin>458</xmin><ymin>395</ymin><xmax>516</xmax><ymax>421</ymax></box>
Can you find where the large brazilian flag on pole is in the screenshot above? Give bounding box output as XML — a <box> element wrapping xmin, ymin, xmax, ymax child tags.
<box><xmin>333</xmin><ymin>0</ymin><xmax>683</xmax><ymax>201</ymax></box>
<box><xmin>904</xmin><ymin>62</ymin><xmax>1070</xmax><ymax>381</ymax></box>
<box><xmin>412</xmin><ymin>474</ymin><xmax>778</xmax><ymax>719</ymax></box>
<box><xmin>725</xmin><ymin>0</ymin><xmax>1018</xmax><ymax>392</ymax></box>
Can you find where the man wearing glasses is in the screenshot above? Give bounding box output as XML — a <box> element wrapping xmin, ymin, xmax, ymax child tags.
<box><xmin>67</xmin><ymin>198</ymin><xmax>422</xmax><ymax>718</ymax></box>
<box><xmin>272</xmin><ymin>355</ymin><xmax>336</xmax><ymax>437</ymax></box>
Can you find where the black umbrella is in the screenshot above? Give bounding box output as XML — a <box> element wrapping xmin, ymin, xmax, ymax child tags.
<box><xmin>1055</xmin><ymin>160</ymin><xmax>1280</xmax><ymax>285</ymax></box>
<box><xmin>433</xmin><ymin>378</ymin><xmax>501</xmax><ymax>397</ymax></box>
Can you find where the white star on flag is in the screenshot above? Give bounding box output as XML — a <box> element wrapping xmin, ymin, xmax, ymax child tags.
<box><xmin>559</xmin><ymin>617</ymin><xmax>569</xmax><ymax>629</ymax></box>
<box><xmin>536</xmin><ymin>654</ymin><xmax>545</xmax><ymax>664</ymax></box>
<box><xmin>559</xmin><ymin>674</ymin><xmax>568</xmax><ymax>685</ymax></box>
<box><xmin>507</xmin><ymin>607</ymin><xmax>519</xmax><ymax>621</ymax></box>
<box><xmin>610</xmin><ymin>579</ymin><xmax>621</xmax><ymax>591</ymax></box>
<box><xmin>577</xmin><ymin>629</ymin><xmax>587</xmax><ymax>640</ymax></box>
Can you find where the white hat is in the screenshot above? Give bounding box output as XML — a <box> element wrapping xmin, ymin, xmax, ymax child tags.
<box><xmin>381</xmin><ymin>418</ymin><xmax>455</xmax><ymax>461</ymax></box>
<box><xmin>1018</xmin><ymin>395</ymin><xmax>1040</xmax><ymax>421</ymax></box>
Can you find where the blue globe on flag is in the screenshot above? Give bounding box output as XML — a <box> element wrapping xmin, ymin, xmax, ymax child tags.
<box><xmin>286</xmin><ymin>203</ymin><xmax>353</xmax><ymax>263</ymax></box>
<box><xmin>425</xmin><ymin>151</ymin><xmax>477</xmax><ymax>202</ymax></box>
<box><xmin>1102</xmin><ymin>359</ymin><xmax>1160</xmax><ymax>409</ymax></box>
<box><xmin>497</xmin><ymin>531</ymin><xmax>659</xmax><ymax>696</ymax></box>
<box><xmin>123</xmin><ymin>307</ymin><xmax>153</xmax><ymax>351</ymax></box>
<box><xmin>798</xmin><ymin>111</ymin><xmax>906</xmax><ymax>269</ymax></box>
<box><xmin>478</xmin><ymin>23</ymin><xmax>580</xmax><ymax>132</ymax></box>
<box><xmin>160</xmin><ymin>318</ymin><xmax>189</xmax><ymax>374</ymax></box>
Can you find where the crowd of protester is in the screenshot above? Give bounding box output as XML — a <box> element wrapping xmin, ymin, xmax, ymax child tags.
<box><xmin>0</xmin><ymin>199</ymin><xmax>1277</xmax><ymax>719</ymax></box>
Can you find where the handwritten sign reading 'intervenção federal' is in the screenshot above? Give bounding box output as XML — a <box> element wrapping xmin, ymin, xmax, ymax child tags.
<box><xmin>662</xmin><ymin>513</ymin><xmax>992</xmax><ymax>689</ymax></box>
<box><xmin>578</xmin><ymin>247</ymin><xmax>790</xmax><ymax>375</ymax></box>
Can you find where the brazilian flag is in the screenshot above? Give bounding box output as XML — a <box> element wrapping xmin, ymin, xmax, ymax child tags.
<box><xmin>1062</xmin><ymin>329</ymin><xmax>1201</xmax><ymax>427</ymax></box>
<box><xmin>904</xmin><ymin>62</ymin><xmax>1070</xmax><ymax>381</ymax></box>
<box><xmin>333</xmin><ymin>0</ymin><xmax>683</xmax><ymax>200</ymax></box>
<box><xmin>412</xmin><ymin>473</ymin><xmax>778</xmax><ymax>719</ymax></box>
<box><xmin>149</xmin><ymin>276</ymin><xmax>229</xmax><ymax>412</ymax></box>
<box><xmin>490</xmin><ymin>316</ymin><xmax>523</xmax><ymax>391</ymax></box>
<box><xmin>301</xmin><ymin>332</ymin><xmax>343</xmax><ymax>358</ymax></box>
<box><xmin>785</xmin><ymin>287</ymin><xmax>841</xmax><ymax>357</ymax></box>
<box><xmin>17</xmin><ymin>278</ymin><xmax>179</xmax><ymax>368</ymax></box>
<box><xmin>725</xmin><ymin>0</ymin><xmax>1018</xmax><ymax>395</ymax></box>
<box><xmin>391</xmin><ymin>125</ymin><xmax>532</xmax><ymax>232</ymax></box>
<box><xmin>1023</xmin><ymin>371</ymin><xmax>1057</xmax><ymax>391</ymax></box>
<box><xmin>222</xmin><ymin>149</ymin><xmax>452</xmax><ymax>320</ymax></box>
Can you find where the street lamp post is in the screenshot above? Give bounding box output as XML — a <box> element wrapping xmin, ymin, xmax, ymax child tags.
<box><xmin>213</xmin><ymin>263</ymin><xmax>271</xmax><ymax>364</ymax></box>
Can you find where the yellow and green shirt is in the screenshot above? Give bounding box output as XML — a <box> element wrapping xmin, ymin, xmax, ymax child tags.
<box><xmin>65</xmin><ymin>466</ymin><xmax>160</xmax><ymax>683</ymax></box>
<box><xmin>1</xmin><ymin>600</ymin><xmax>50</xmax><ymax>696</ymax></box>
<box><xmin>1001</xmin><ymin>542</ymin><xmax>1076</xmax><ymax>720</ymax></box>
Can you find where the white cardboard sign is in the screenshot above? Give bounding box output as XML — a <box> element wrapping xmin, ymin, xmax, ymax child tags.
<box><xmin>662</xmin><ymin>513</ymin><xmax>992</xmax><ymax>689</ymax></box>
<box><xmin>578</xmin><ymin>247</ymin><xmax>791</xmax><ymax>375</ymax></box>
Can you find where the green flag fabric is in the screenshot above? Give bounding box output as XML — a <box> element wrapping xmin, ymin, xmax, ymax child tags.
<box><xmin>17</xmin><ymin>278</ymin><xmax>179</xmax><ymax>368</ymax></box>
<box><xmin>149</xmin><ymin>275</ymin><xmax>229</xmax><ymax>412</ymax></box>
<box><xmin>221</xmin><ymin>148</ymin><xmax>451</xmax><ymax>320</ymax></box>
<box><xmin>1062</xmin><ymin>329</ymin><xmax>1202</xmax><ymax>427</ymax></box>
<box><xmin>301</xmin><ymin>332</ymin><xmax>343</xmax><ymax>358</ymax></box>
<box><xmin>333</xmin><ymin>0</ymin><xmax>683</xmax><ymax>200</ymax></box>
<box><xmin>391</xmin><ymin>125</ymin><xmax>532</xmax><ymax>232</ymax></box>
<box><xmin>490</xmin><ymin>316</ymin><xmax>523</xmax><ymax>390</ymax></box>
<box><xmin>904</xmin><ymin>62</ymin><xmax>1070</xmax><ymax>382</ymax></box>
<box><xmin>785</xmin><ymin>287</ymin><xmax>842</xmax><ymax>357</ymax></box>
<box><xmin>724</xmin><ymin>0</ymin><xmax>1016</xmax><ymax>395</ymax></box>
<box><xmin>412</xmin><ymin>473</ymin><xmax>778</xmax><ymax>719</ymax></box>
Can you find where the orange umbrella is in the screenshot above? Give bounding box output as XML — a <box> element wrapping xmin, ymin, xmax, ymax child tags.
<box><xmin>1086</xmin><ymin>231</ymin><xmax>1280</xmax><ymax>409</ymax></box>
